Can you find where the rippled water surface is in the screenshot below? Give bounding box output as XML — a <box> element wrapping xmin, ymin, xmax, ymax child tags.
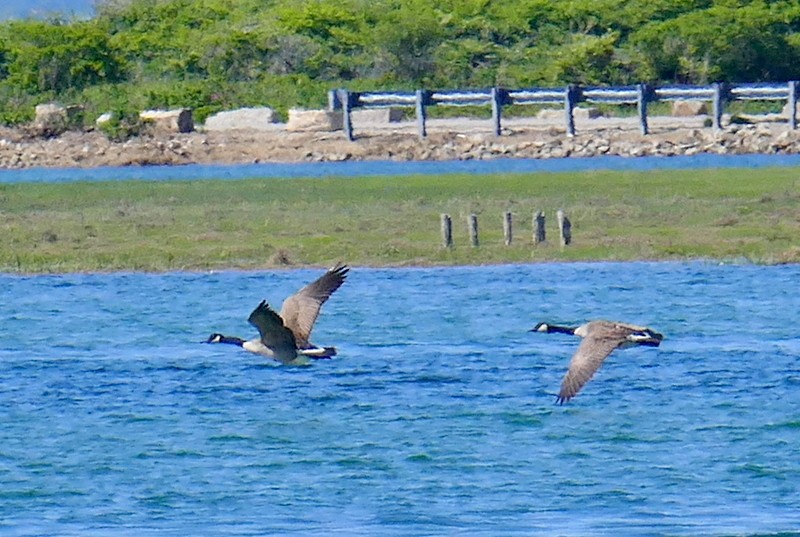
<box><xmin>4</xmin><ymin>153</ymin><xmax>800</xmax><ymax>183</ymax></box>
<box><xmin>2</xmin><ymin>263</ymin><xmax>799</xmax><ymax>535</ymax></box>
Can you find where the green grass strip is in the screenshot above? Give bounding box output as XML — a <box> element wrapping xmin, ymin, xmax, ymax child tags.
<box><xmin>1</xmin><ymin>167</ymin><xmax>799</xmax><ymax>273</ymax></box>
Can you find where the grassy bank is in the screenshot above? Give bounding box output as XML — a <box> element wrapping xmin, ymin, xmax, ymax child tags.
<box><xmin>1</xmin><ymin>168</ymin><xmax>799</xmax><ymax>273</ymax></box>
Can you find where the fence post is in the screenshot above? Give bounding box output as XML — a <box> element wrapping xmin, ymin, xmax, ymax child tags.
<box><xmin>712</xmin><ymin>82</ymin><xmax>726</xmax><ymax>131</ymax></box>
<box><xmin>789</xmin><ymin>81</ymin><xmax>798</xmax><ymax>130</ymax></box>
<box><xmin>503</xmin><ymin>211</ymin><xmax>513</xmax><ymax>245</ymax></box>
<box><xmin>337</xmin><ymin>89</ymin><xmax>354</xmax><ymax>141</ymax></box>
<box><xmin>533</xmin><ymin>211</ymin><xmax>546</xmax><ymax>244</ymax></box>
<box><xmin>491</xmin><ymin>87</ymin><xmax>505</xmax><ymax>136</ymax></box>
<box><xmin>557</xmin><ymin>210</ymin><xmax>571</xmax><ymax>247</ymax></box>
<box><xmin>416</xmin><ymin>89</ymin><xmax>428</xmax><ymax>139</ymax></box>
<box><xmin>469</xmin><ymin>214</ymin><xmax>479</xmax><ymax>247</ymax></box>
<box><xmin>441</xmin><ymin>214</ymin><xmax>453</xmax><ymax>248</ymax></box>
<box><xmin>564</xmin><ymin>85</ymin><xmax>578</xmax><ymax>136</ymax></box>
<box><xmin>327</xmin><ymin>89</ymin><xmax>341</xmax><ymax>111</ymax></box>
<box><xmin>637</xmin><ymin>83</ymin><xmax>649</xmax><ymax>135</ymax></box>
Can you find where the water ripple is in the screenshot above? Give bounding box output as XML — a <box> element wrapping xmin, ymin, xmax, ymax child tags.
<box><xmin>1</xmin><ymin>262</ymin><xmax>800</xmax><ymax>535</ymax></box>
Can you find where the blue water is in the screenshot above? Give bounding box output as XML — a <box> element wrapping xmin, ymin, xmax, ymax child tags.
<box><xmin>2</xmin><ymin>262</ymin><xmax>799</xmax><ymax>535</ymax></box>
<box><xmin>4</xmin><ymin>153</ymin><xmax>800</xmax><ymax>183</ymax></box>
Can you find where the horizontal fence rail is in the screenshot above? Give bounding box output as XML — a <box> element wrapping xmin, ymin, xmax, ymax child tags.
<box><xmin>329</xmin><ymin>81</ymin><xmax>799</xmax><ymax>140</ymax></box>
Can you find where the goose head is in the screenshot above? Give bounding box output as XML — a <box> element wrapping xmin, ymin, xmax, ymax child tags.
<box><xmin>206</xmin><ymin>333</ymin><xmax>224</xmax><ymax>343</ymax></box>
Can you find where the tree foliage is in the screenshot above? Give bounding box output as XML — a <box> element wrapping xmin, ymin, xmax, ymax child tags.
<box><xmin>0</xmin><ymin>18</ymin><xmax>126</xmax><ymax>93</ymax></box>
<box><xmin>0</xmin><ymin>0</ymin><xmax>799</xmax><ymax>125</ymax></box>
<box><xmin>631</xmin><ymin>2</ymin><xmax>800</xmax><ymax>82</ymax></box>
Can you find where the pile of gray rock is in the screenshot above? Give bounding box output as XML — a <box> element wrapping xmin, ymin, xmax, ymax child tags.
<box><xmin>2</xmin><ymin>101</ymin><xmax>800</xmax><ymax>169</ymax></box>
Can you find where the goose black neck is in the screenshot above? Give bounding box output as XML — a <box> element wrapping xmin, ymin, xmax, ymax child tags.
<box><xmin>218</xmin><ymin>335</ymin><xmax>245</xmax><ymax>346</ymax></box>
<box><xmin>548</xmin><ymin>325</ymin><xmax>577</xmax><ymax>335</ymax></box>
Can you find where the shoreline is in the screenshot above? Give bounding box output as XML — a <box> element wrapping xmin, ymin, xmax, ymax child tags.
<box><xmin>0</xmin><ymin>258</ymin><xmax>774</xmax><ymax>278</ymax></box>
<box><xmin>3</xmin><ymin>115</ymin><xmax>800</xmax><ymax>170</ymax></box>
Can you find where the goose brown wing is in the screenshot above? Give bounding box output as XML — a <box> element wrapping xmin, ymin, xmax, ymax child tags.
<box><xmin>279</xmin><ymin>263</ymin><xmax>348</xmax><ymax>347</ymax></box>
<box><xmin>248</xmin><ymin>300</ymin><xmax>297</xmax><ymax>354</ymax></box>
<box><xmin>557</xmin><ymin>333</ymin><xmax>624</xmax><ymax>404</ymax></box>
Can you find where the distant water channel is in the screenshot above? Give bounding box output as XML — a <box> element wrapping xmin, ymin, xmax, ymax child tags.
<box><xmin>2</xmin><ymin>263</ymin><xmax>799</xmax><ymax>535</ymax></box>
<box><xmin>3</xmin><ymin>153</ymin><xmax>800</xmax><ymax>183</ymax></box>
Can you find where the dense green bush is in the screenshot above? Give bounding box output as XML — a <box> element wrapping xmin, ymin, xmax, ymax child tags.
<box><xmin>0</xmin><ymin>19</ymin><xmax>126</xmax><ymax>93</ymax></box>
<box><xmin>95</xmin><ymin>110</ymin><xmax>149</xmax><ymax>141</ymax></box>
<box><xmin>0</xmin><ymin>0</ymin><xmax>798</xmax><ymax>127</ymax></box>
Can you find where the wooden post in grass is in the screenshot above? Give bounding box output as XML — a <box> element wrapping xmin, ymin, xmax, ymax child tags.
<box><xmin>557</xmin><ymin>210</ymin><xmax>571</xmax><ymax>247</ymax></box>
<box><xmin>503</xmin><ymin>211</ymin><xmax>513</xmax><ymax>245</ymax></box>
<box><xmin>441</xmin><ymin>213</ymin><xmax>453</xmax><ymax>248</ymax></box>
<box><xmin>533</xmin><ymin>211</ymin><xmax>546</xmax><ymax>244</ymax></box>
<box><xmin>468</xmin><ymin>214</ymin><xmax>479</xmax><ymax>247</ymax></box>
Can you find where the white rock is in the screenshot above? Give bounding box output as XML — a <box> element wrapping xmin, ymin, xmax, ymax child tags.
<box><xmin>671</xmin><ymin>100</ymin><xmax>708</xmax><ymax>116</ymax></box>
<box><xmin>286</xmin><ymin>109</ymin><xmax>343</xmax><ymax>132</ymax></box>
<box><xmin>139</xmin><ymin>108</ymin><xmax>194</xmax><ymax>133</ymax></box>
<box><xmin>203</xmin><ymin>107</ymin><xmax>279</xmax><ymax>131</ymax></box>
<box><xmin>351</xmin><ymin>108</ymin><xmax>404</xmax><ymax>124</ymax></box>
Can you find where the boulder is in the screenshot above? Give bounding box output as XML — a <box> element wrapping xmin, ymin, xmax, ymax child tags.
<box><xmin>671</xmin><ymin>100</ymin><xmax>708</xmax><ymax>116</ymax></box>
<box><xmin>95</xmin><ymin>112</ymin><xmax>115</xmax><ymax>126</ymax></box>
<box><xmin>351</xmin><ymin>108</ymin><xmax>404</xmax><ymax>124</ymax></box>
<box><xmin>34</xmin><ymin>103</ymin><xmax>68</xmax><ymax>133</ymax></box>
<box><xmin>574</xmin><ymin>107</ymin><xmax>603</xmax><ymax>119</ymax></box>
<box><xmin>536</xmin><ymin>107</ymin><xmax>602</xmax><ymax>120</ymax></box>
<box><xmin>203</xmin><ymin>107</ymin><xmax>279</xmax><ymax>131</ymax></box>
<box><xmin>139</xmin><ymin>108</ymin><xmax>194</xmax><ymax>133</ymax></box>
<box><xmin>32</xmin><ymin>102</ymin><xmax>84</xmax><ymax>135</ymax></box>
<box><xmin>286</xmin><ymin>109</ymin><xmax>343</xmax><ymax>132</ymax></box>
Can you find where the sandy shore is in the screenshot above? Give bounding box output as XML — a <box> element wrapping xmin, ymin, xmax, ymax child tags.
<box><xmin>2</xmin><ymin>114</ymin><xmax>800</xmax><ymax>169</ymax></box>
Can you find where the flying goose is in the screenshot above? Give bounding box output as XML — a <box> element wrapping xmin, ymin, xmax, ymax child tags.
<box><xmin>531</xmin><ymin>320</ymin><xmax>663</xmax><ymax>404</ymax></box>
<box><xmin>207</xmin><ymin>263</ymin><xmax>349</xmax><ymax>365</ymax></box>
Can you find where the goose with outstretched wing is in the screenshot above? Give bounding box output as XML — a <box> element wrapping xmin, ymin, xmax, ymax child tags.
<box><xmin>207</xmin><ymin>263</ymin><xmax>349</xmax><ymax>365</ymax></box>
<box><xmin>531</xmin><ymin>320</ymin><xmax>663</xmax><ymax>404</ymax></box>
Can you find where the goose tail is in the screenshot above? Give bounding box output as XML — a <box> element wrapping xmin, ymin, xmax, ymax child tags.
<box><xmin>628</xmin><ymin>329</ymin><xmax>664</xmax><ymax>347</ymax></box>
<box><xmin>299</xmin><ymin>346</ymin><xmax>338</xmax><ymax>359</ymax></box>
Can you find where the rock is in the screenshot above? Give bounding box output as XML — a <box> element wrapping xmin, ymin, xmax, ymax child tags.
<box><xmin>96</xmin><ymin>112</ymin><xmax>115</xmax><ymax>126</ymax></box>
<box><xmin>574</xmin><ymin>107</ymin><xmax>603</xmax><ymax>119</ymax></box>
<box><xmin>139</xmin><ymin>108</ymin><xmax>194</xmax><ymax>133</ymax></box>
<box><xmin>33</xmin><ymin>102</ymin><xmax>82</xmax><ymax>135</ymax></box>
<box><xmin>286</xmin><ymin>109</ymin><xmax>343</xmax><ymax>132</ymax></box>
<box><xmin>351</xmin><ymin>108</ymin><xmax>404</xmax><ymax>124</ymax></box>
<box><xmin>5</xmin><ymin>112</ymin><xmax>800</xmax><ymax>169</ymax></box>
<box><xmin>203</xmin><ymin>107</ymin><xmax>279</xmax><ymax>131</ymax></box>
<box><xmin>671</xmin><ymin>100</ymin><xmax>708</xmax><ymax>116</ymax></box>
<box><xmin>536</xmin><ymin>109</ymin><xmax>565</xmax><ymax>121</ymax></box>
<box><xmin>536</xmin><ymin>107</ymin><xmax>602</xmax><ymax>120</ymax></box>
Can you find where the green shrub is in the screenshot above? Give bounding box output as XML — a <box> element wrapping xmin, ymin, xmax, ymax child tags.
<box><xmin>96</xmin><ymin>110</ymin><xmax>151</xmax><ymax>141</ymax></box>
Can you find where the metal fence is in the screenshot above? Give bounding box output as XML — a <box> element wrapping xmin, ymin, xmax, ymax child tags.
<box><xmin>329</xmin><ymin>82</ymin><xmax>799</xmax><ymax>140</ymax></box>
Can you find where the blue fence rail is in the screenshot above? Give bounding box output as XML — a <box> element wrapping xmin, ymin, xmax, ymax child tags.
<box><xmin>328</xmin><ymin>82</ymin><xmax>799</xmax><ymax>141</ymax></box>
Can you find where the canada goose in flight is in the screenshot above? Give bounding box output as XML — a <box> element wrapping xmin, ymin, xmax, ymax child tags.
<box><xmin>531</xmin><ymin>320</ymin><xmax>663</xmax><ymax>404</ymax></box>
<box><xmin>207</xmin><ymin>263</ymin><xmax>349</xmax><ymax>365</ymax></box>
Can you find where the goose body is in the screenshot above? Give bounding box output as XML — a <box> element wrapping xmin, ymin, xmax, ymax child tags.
<box><xmin>531</xmin><ymin>320</ymin><xmax>663</xmax><ymax>404</ymax></box>
<box><xmin>207</xmin><ymin>263</ymin><xmax>349</xmax><ymax>365</ymax></box>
